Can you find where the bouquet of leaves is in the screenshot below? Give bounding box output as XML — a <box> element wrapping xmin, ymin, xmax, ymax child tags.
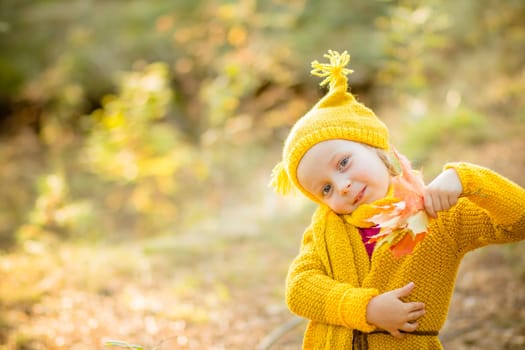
<box><xmin>349</xmin><ymin>149</ymin><xmax>430</xmax><ymax>258</ymax></box>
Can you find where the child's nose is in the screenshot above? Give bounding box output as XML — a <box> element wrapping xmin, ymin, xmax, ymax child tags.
<box><xmin>338</xmin><ymin>179</ymin><xmax>352</xmax><ymax>194</ymax></box>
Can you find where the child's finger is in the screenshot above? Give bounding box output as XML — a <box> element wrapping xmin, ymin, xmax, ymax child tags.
<box><xmin>405</xmin><ymin>301</ymin><xmax>425</xmax><ymax>313</ymax></box>
<box><xmin>389</xmin><ymin>329</ymin><xmax>404</xmax><ymax>339</ymax></box>
<box><xmin>407</xmin><ymin>308</ymin><xmax>426</xmax><ymax>322</ymax></box>
<box><xmin>424</xmin><ymin>193</ymin><xmax>438</xmax><ymax>218</ymax></box>
<box><xmin>400</xmin><ymin>321</ymin><xmax>419</xmax><ymax>333</ymax></box>
<box><xmin>393</xmin><ymin>282</ymin><xmax>415</xmax><ymax>297</ymax></box>
<box><xmin>443</xmin><ymin>194</ymin><xmax>455</xmax><ymax>211</ymax></box>
<box><xmin>434</xmin><ymin>193</ymin><xmax>447</xmax><ymax>212</ymax></box>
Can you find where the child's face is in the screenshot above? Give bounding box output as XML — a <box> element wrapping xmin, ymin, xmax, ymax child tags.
<box><xmin>297</xmin><ymin>139</ymin><xmax>391</xmax><ymax>215</ymax></box>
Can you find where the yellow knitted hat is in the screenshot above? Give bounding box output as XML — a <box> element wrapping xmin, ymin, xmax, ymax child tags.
<box><xmin>270</xmin><ymin>50</ymin><xmax>390</xmax><ymax>202</ymax></box>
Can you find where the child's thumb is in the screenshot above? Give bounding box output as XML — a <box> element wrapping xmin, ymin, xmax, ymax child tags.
<box><xmin>394</xmin><ymin>282</ymin><xmax>415</xmax><ymax>297</ymax></box>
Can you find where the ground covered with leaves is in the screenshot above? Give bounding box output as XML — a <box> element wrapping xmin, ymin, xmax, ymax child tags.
<box><xmin>2</xmin><ymin>196</ymin><xmax>524</xmax><ymax>349</ymax></box>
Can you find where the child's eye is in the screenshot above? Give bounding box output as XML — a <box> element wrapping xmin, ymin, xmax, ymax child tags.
<box><xmin>338</xmin><ymin>156</ymin><xmax>350</xmax><ymax>170</ymax></box>
<box><xmin>322</xmin><ymin>184</ymin><xmax>332</xmax><ymax>196</ymax></box>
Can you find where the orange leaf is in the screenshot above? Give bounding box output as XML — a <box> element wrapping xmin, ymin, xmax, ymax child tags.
<box><xmin>391</xmin><ymin>149</ymin><xmax>426</xmax><ymax>213</ymax></box>
<box><xmin>390</xmin><ymin>232</ymin><xmax>426</xmax><ymax>258</ymax></box>
<box><xmin>393</xmin><ymin>148</ymin><xmax>426</xmax><ymax>195</ymax></box>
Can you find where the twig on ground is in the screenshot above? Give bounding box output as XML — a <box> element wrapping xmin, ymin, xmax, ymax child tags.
<box><xmin>257</xmin><ymin>316</ymin><xmax>305</xmax><ymax>350</ymax></box>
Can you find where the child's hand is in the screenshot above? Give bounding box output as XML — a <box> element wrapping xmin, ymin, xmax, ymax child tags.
<box><xmin>366</xmin><ymin>282</ymin><xmax>426</xmax><ymax>338</ymax></box>
<box><xmin>424</xmin><ymin>168</ymin><xmax>463</xmax><ymax>218</ymax></box>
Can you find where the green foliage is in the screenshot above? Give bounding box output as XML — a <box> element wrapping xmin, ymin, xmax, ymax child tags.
<box><xmin>377</xmin><ymin>0</ymin><xmax>451</xmax><ymax>95</ymax></box>
<box><xmin>0</xmin><ymin>0</ymin><xmax>175</xmax><ymax>98</ymax></box>
<box><xmin>16</xmin><ymin>172</ymin><xmax>93</xmax><ymax>241</ymax></box>
<box><xmin>1</xmin><ymin>0</ymin><xmax>524</xmax><ymax>246</ymax></box>
<box><xmin>79</xmin><ymin>62</ymin><xmax>205</xmax><ymax>237</ymax></box>
<box><xmin>85</xmin><ymin>62</ymin><xmax>177</xmax><ymax>182</ymax></box>
<box><xmin>401</xmin><ymin>107</ymin><xmax>493</xmax><ymax>163</ymax></box>
<box><xmin>11</xmin><ymin>62</ymin><xmax>207</xmax><ymax>242</ymax></box>
<box><xmin>0</xmin><ymin>131</ymin><xmax>45</xmax><ymax>248</ymax></box>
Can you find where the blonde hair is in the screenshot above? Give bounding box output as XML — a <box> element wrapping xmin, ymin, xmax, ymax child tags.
<box><xmin>376</xmin><ymin>147</ymin><xmax>400</xmax><ymax>177</ymax></box>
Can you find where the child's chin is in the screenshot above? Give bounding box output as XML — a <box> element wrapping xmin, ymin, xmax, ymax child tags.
<box><xmin>334</xmin><ymin>208</ymin><xmax>353</xmax><ymax>215</ymax></box>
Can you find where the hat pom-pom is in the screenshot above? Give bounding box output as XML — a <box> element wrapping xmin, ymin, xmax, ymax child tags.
<box><xmin>269</xmin><ymin>161</ymin><xmax>293</xmax><ymax>195</ymax></box>
<box><xmin>311</xmin><ymin>50</ymin><xmax>353</xmax><ymax>89</ymax></box>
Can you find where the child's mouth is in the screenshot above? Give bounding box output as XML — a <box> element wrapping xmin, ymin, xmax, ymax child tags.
<box><xmin>353</xmin><ymin>186</ymin><xmax>366</xmax><ymax>205</ymax></box>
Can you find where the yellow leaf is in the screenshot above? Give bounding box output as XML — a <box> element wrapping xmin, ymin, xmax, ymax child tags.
<box><xmin>406</xmin><ymin>210</ymin><xmax>429</xmax><ymax>235</ymax></box>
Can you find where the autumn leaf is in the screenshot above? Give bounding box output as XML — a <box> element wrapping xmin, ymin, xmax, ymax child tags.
<box><xmin>390</xmin><ymin>232</ymin><xmax>427</xmax><ymax>258</ymax></box>
<box><xmin>365</xmin><ymin>149</ymin><xmax>430</xmax><ymax>258</ymax></box>
<box><xmin>406</xmin><ymin>210</ymin><xmax>429</xmax><ymax>235</ymax></box>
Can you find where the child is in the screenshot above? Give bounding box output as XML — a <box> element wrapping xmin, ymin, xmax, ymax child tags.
<box><xmin>270</xmin><ymin>50</ymin><xmax>525</xmax><ymax>349</ymax></box>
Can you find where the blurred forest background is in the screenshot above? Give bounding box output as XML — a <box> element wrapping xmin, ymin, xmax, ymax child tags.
<box><xmin>1</xmin><ymin>0</ymin><xmax>524</xmax><ymax>349</ymax></box>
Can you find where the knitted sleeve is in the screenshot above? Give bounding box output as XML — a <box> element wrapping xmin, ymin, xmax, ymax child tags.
<box><xmin>285</xmin><ymin>225</ymin><xmax>378</xmax><ymax>332</ymax></box>
<box><xmin>441</xmin><ymin>162</ymin><xmax>525</xmax><ymax>254</ymax></box>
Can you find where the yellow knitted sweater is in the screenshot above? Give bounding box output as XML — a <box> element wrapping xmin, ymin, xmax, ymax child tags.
<box><xmin>285</xmin><ymin>162</ymin><xmax>525</xmax><ymax>349</ymax></box>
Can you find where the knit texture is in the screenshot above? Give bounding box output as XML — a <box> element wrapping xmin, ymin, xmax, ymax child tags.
<box><xmin>286</xmin><ymin>163</ymin><xmax>525</xmax><ymax>349</ymax></box>
<box><xmin>270</xmin><ymin>50</ymin><xmax>389</xmax><ymax>203</ymax></box>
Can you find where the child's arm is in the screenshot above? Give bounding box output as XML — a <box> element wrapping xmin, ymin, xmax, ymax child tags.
<box><xmin>286</xmin><ymin>226</ymin><xmax>425</xmax><ymax>335</ymax></box>
<box><xmin>423</xmin><ymin>168</ymin><xmax>463</xmax><ymax>218</ymax></box>
<box><xmin>286</xmin><ymin>226</ymin><xmax>377</xmax><ymax>332</ymax></box>
<box><xmin>425</xmin><ymin>162</ymin><xmax>525</xmax><ymax>252</ymax></box>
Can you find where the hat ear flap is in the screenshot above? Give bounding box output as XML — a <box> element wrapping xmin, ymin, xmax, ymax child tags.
<box><xmin>269</xmin><ymin>161</ymin><xmax>293</xmax><ymax>195</ymax></box>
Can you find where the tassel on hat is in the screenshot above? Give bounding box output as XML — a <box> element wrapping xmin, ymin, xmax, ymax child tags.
<box><xmin>270</xmin><ymin>161</ymin><xmax>293</xmax><ymax>196</ymax></box>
